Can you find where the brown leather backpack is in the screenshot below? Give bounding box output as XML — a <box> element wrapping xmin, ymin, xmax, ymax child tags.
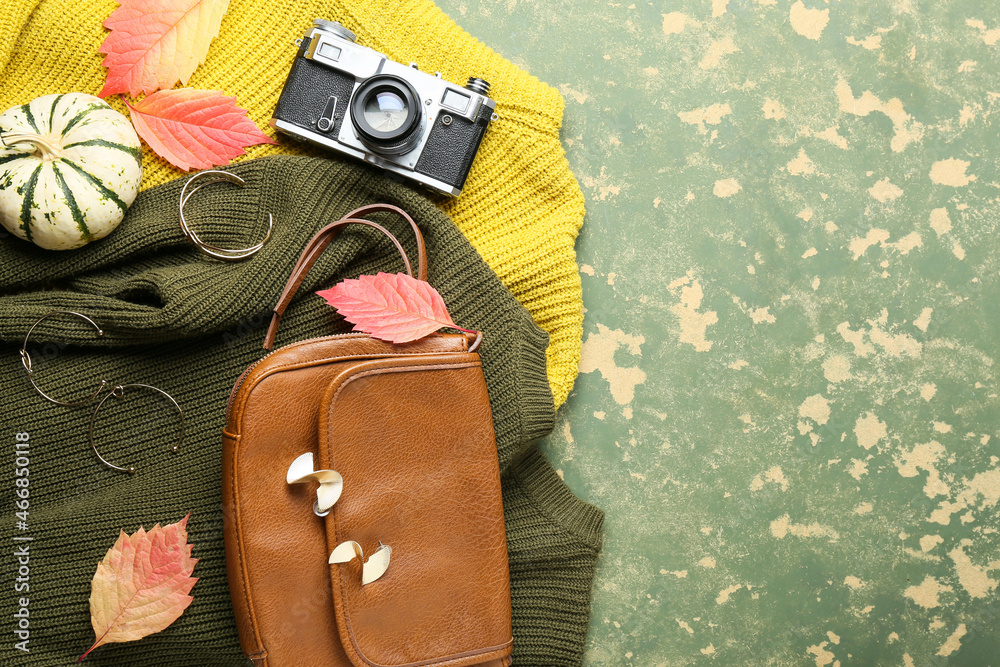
<box><xmin>222</xmin><ymin>205</ymin><xmax>513</xmax><ymax>667</ymax></box>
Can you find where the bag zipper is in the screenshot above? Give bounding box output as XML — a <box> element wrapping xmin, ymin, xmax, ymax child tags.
<box><xmin>225</xmin><ymin>332</ymin><xmax>366</xmax><ymax>420</ymax></box>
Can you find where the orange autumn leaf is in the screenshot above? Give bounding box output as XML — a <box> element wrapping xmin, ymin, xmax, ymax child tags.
<box><xmin>317</xmin><ymin>272</ymin><xmax>476</xmax><ymax>344</ymax></box>
<box><xmin>79</xmin><ymin>515</ymin><xmax>198</xmax><ymax>662</ymax></box>
<box><xmin>124</xmin><ymin>89</ymin><xmax>276</xmax><ymax>171</ymax></box>
<box><xmin>99</xmin><ymin>0</ymin><xmax>230</xmax><ymax>97</ymax></box>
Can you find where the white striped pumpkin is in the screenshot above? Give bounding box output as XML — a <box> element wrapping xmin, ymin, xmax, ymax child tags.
<box><xmin>0</xmin><ymin>93</ymin><xmax>142</xmax><ymax>250</ymax></box>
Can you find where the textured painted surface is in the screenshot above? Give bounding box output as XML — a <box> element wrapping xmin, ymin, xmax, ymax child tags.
<box><xmin>438</xmin><ymin>0</ymin><xmax>1000</xmax><ymax>664</ymax></box>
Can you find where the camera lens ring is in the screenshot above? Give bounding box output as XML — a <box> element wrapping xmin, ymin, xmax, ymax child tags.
<box><xmin>350</xmin><ymin>75</ymin><xmax>423</xmax><ymax>155</ymax></box>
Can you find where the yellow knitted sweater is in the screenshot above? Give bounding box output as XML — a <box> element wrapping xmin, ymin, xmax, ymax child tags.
<box><xmin>0</xmin><ymin>0</ymin><xmax>585</xmax><ymax>406</ymax></box>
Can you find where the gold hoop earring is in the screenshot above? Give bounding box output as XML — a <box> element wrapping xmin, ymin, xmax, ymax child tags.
<box><xmin>20</xmin><ymin>311</ymin><xmax>185</xmax><ymax>474</ymax></box>
<box><xmin>20</xmin><ymin>310</ymin><xmax>108</xmax><ymax>406</ymax></box>
<box><xmin>179</xmin><ymin>169</ymin><xmax>273</xmax><ymax>261</ymax></box>
<box><xmin>89</xmin><ymin>383</ymin><xmax>185</xmax><ymax>474</ymax></box>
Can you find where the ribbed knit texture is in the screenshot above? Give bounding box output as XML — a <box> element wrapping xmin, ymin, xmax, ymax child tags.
<box><xmin>0</xmin><ymin>156</ymin><xmax>602</xmax><ymax>666</ymax></box>
<box><xmin>0</xmin><ymin>0</ymin><xmax>586</xmax><ymax>407</ymax></box>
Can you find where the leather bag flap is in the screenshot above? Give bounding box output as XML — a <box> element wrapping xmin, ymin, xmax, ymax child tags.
<box><xmin>318</xmin><ymin>354</ymin><xmax>513</xmax><ymax>667</ymax></box>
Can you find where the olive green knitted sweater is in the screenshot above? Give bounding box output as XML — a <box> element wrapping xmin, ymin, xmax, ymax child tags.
<box><xmin>0</xmin><ymin>156</ymin><xmax>603</xmax><ymax>666</ymax></box>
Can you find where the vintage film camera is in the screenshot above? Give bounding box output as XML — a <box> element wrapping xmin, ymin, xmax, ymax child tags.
<box><xmin>272</xmin><ymin>20</ymin><xmax>498</xmax><ymax>197</ymax></box>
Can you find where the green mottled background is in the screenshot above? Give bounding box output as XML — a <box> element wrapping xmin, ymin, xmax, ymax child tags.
<box><xmin>437</xmin><ymin>0</ymin><xmax>1000</xmax><ymax>664</ymax></box>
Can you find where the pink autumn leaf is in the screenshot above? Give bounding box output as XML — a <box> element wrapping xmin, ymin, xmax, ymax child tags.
<box><xmin>79</xmin><ymin>514</ymin><xmax>198</xmax><ymax>662</ymax></box>
<box><xmin>317</xmin><ymin>272</ymin><xmax>476</xmax><ymax>344</ymax></box>
<box><xmin>124</xmin><ymin>89</ymin><xmax>276</xmax><ymax>171</ymax></box>
<box><xmin>99</xmin><ymin>0</ymin><xmax>230</xmax><ymax>98</ymax></box>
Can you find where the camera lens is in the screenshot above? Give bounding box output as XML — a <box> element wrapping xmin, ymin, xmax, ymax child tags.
<box><xmin>351</xmin><ymin>76</ymin><xmax>422</xmax><ymax>155</ymax></box>
<box><xmin>364</xmin><ymin>92</ymin><xmax>408</xmax><ymax>132</ymax></box>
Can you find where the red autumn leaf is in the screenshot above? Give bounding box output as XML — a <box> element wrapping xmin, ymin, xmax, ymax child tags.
<box><xmin>317</xmin><ymin>272</ymin><xmax>476</xmax><ymax>344</ymax></box>
<box><xmin>99</xmin><ymin>0</ymin><xmax>230</xmax><ymax>97</ymax></box>
<box><xmin>124</xmin><ymin>89</ymin><xmax>276</xmax><ymax>171</ymax></box>
<box><xmin>79</xmin><ymin>514</ymin><xmax>198</xmax><ymax>662</ymax></box>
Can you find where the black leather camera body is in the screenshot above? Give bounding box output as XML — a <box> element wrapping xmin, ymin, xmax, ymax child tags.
<box><xmin>272</xmin><ymin>20</ymin><xmax>498</xmax><ymax>197</ymax></box>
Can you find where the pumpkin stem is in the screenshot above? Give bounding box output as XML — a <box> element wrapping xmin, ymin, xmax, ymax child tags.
<box><xmin>0</xmin><ymin>132</ymin><xmax>62</xmax><ymax>161</ymax></box>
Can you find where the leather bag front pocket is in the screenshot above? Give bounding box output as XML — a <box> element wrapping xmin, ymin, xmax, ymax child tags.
<box><xmin>318</xmin><ymin>355</ymin><xmax>513</xmax><ymax>667</ymax></box>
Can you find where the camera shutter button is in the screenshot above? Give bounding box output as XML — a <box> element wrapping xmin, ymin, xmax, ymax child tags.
<box><xmin>466</xmin><ymin>78</ymin><xmax>491</xmax><ymax>95</ymax></box>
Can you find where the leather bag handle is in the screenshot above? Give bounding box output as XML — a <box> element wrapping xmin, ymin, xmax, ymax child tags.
<box><xmin>263</xmin><ymin>204</ymin><xmax>427</xmax><ymax>350</ymax></box>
